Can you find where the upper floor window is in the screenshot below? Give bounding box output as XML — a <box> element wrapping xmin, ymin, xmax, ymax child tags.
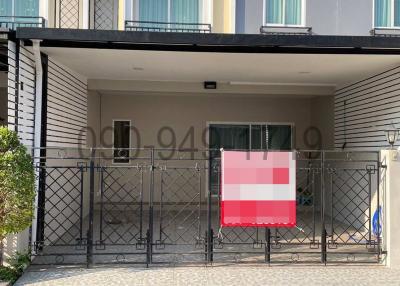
<box><xmin>374</xmin><ymin>0</ymin><xmax>400</xmax><ymax>28</ymax></box>
<box><xmin>0</xmin><ymin>0</ymin><xmax>38</xmax><ymax>17</ymax></box>
<box><xmin>264</xmin><ymin>0</ymin><xmax>304</xmax><ymax>26</ymax></box>
<box><xmin>138</xmin><ymin>0</ymin><xmax>200</xmax><ymax>23</ymax></box>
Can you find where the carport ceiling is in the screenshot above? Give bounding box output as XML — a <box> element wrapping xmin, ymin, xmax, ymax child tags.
<box><xmin>42</xmin><ymin>47</ymin><xmax>400</xmax><ymax>86</ymax></box>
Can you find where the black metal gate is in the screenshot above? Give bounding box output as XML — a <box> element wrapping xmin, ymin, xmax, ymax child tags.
<box><xmin>31</xmin><ymin>148</ymin><xmax>384</xmax><ymax>266</ymax></box>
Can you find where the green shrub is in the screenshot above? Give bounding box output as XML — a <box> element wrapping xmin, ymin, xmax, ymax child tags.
<box><xmin>0</xmin><ymin>127</ymin><xmax>35</xmax><ymax>242</ymax></box>
<box><xmin>0</xmin><ymin>251</ymin><xmax>31</xmax><ymax>283</ymax></box>
<box><xmin>0</xmin><ymin>265</ymin><xmax>18</xmax><ymax>283</ymax></box>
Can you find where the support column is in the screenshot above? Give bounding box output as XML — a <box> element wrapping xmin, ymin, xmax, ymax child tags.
<box><xmin>381</xmin><ymin>150</ymin><xmax>400</xmax><ymax>267</ymax></box>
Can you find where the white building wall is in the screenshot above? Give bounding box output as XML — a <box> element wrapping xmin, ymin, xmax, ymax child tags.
<box><xmin>7</xmin><ymin>42</ymin><xmax>36</xmax><ymax>148</ymax></box>
<box><xmin>3</xmin><ymin>41</ymin><xmax>36</xmax><ymax>265</ymax></box>
<box><xmin>47</xmin><ymin>58</ymin><xmax>88</xmax><ymax>147</ymax></box>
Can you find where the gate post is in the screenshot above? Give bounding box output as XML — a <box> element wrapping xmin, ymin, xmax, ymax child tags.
<box><xmin>147</xmin><ymin>148</ymin><xmax>155</xmax><ymax>265</ymax></box>
<box><xmin>321</xmin><ymin>151</ymin><xmax>327</xmax><ymax>264</ymax></box>
<box><xmin>86</xmin><ymin>148</ymin><xmax>95</xmax><ymax>268</ymax></box>
<box><xmin>207</xmin><ymin>168</ymin><xmax>213</xmax><ymax>263</ymax></box>
<box><xmin>265</xmin><ymin>228</ymin><xmax>271</xmax><ymax>264</ymax></box>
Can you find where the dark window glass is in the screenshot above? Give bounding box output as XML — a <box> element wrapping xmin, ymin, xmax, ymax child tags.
<box><xmin>267</xmin><ymin>125</ymin><xmax>292</xmax><ymax>150</ymax></box>
<box><xmin>209</xmin><ymin>124</ymin><xmax>249</xmax><ymax>194</ymax></box>
<box><xmin>208</xmin><ymin>123</ymin><xmax>292</xmax><ymax>194</ymax></box>
<box><xmin>113</xmin><ymin>121</ymin><xmax>130</xmax><ymax>163</ymax></box>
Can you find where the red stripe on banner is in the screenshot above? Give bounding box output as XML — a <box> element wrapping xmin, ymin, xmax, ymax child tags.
<box><xmin>220</xmin><ymin>200</ymin><xmax>296</xmax><ymax>227</ymax></box>
<box><xmin>224</xmin><ymin>167</ymin><xmax>289</xmax><ymax>184</ymax></box>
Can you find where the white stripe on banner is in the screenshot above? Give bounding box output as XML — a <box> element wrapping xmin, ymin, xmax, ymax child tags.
<box><xmin>222</xmin><ymin>184</ymin><xmax>296</xmax><ymax>201</ymax></box>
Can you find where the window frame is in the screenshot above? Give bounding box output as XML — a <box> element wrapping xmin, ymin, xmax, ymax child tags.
<box><xmin>132</xmin><ymin>0</ymin><xmax>206</xmax><ymax>23</ymax></box>
<box><xmin>263</xmin><ymin>0</ymin><xmax>306</xmax><ymax>27</ymax></box>
<box><xmin>373</xmin><ymin>0</ymin><xmax>400</xmax><ymax>29</ymax></box>
<box><xmin>112</xmin><ymin>119</ymin><xmax>131</xmax><ymax>165</ymax></box>
<box><xmin>206</xmin><ymin>121</ymin><xmax>295</xmax><ymax>197</ymax></box>
<box><xmin>206</xmin><ymin>121</ymin><xmax>295</xmax><ymax>151</ymax></box>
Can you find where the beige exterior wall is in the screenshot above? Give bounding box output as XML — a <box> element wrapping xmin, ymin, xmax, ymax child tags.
<box><xmin>87</xmin><ymin>92</ymin><xmax>334</xmax><ymax>150</ymax></box>
<box><xmin>381</xmin><ymin>150</ymin><xmax>399</xmax><ymax>267</ymax></box>
<box><xmin>311</xmin><ymin>96</ymin><xmax>335</xmax><ymax>149</ymax></box>
<box><xmin>213</xmin><ymin>0</ymin><xmax>235</xmax><ymax>33</ymax></box>
<box><xmin>87</xmin><ymin>90</ymin><xmax>101</xmax><ymax>147</ymax></box>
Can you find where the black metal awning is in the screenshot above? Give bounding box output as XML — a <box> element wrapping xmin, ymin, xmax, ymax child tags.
<box><xmin>14</xmin><ymin>27</ymin><xmax>400</xmax><ymax>55</ymax></box>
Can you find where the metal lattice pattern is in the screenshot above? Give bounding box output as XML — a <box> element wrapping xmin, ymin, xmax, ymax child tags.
<box><xmin>98</xmin><ymin>166</ymin><xmax>144</xmax><ymax>245</ymax></box>
<box><xmin>32</xmin><ymin>150</ymin><xmax>383</xmax><ymax>265</ymax></box>
<box><xmin>94</xmin><ymin>0</ymin><xmax>115</xmax><ymax>30</ymax></box>
<box><xmin>276</xmin><ymin>168</ymin><xmax>319</xmax><ymax>245</ymax></box>
<box><xmin>42</xmin><ymin>167</ymin><xmax>83</xmax><ymax>246</ymax></box>
<box><xmin>59</xmin><ymin>0</ymin><xmax>80</xmax><ymax>28</ymax></box>
<box><xmin>330</xmin><ymin>168</ymin><xmax>374</xmax><ymax>245</ymax></box>
<box><xmin>156</xmin><ymin>167</ymin><xmax>202</xmax><ymax>245</ymax></box>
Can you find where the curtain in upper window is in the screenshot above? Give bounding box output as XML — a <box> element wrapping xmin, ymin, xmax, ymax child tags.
<box><xmin>395</xmin><ymin>0</ymin><xmax>400</xmax><ymax>26</ymax></box>
<box><xmin>0</xmin><ymin>0</ymin><xmax>12</xmax><ymax>16</ymax></box>
<box><xmin>15</xmin><ymin>0</ymin><xmax>38</xmax><ymax>16</ymax></box>
<box><xmin>139</xmin><ymin>0</ymin><xmax>199</xmax><ymax>23</ymax></box>
<box><xmin>285</xmin><ymin>0</ymin><xmax>302</xmax><ymax>25</ymax></box>
<box><xmin>266</xmin><ymin>0</ymin><xmax>283</xmax><ymax>24</ymax></box>
<box><xmin>171</xmin><ymin>0</ymin><xmax>199</xmax><ymax>23</ymax></box>
<box><xmin>0</xmin><ymin>0</ymin><xmax>38</xmax><ymax>16</ymax></box>
<box><xmin>139</xmin><ymin>0</ymin><xmax>168</xmax><ymax>22</ymax></box>
<box><xmin>266</xmin><ymin>0</ymin><xmax>302</xmax><ymax>25</ymax></box>
<box><xmin>375</xmin><ymin>0</ymin><xmax>391</xmax><ymax>27</ymax></box>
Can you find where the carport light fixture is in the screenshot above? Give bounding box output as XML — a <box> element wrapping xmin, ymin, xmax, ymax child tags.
<box><xmin>385</xmin><ymin>128</ymin><xmax>399</xmax><ymax>149</ymax></box>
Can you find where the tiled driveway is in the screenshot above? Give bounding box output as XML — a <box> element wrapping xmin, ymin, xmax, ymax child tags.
<box><xmin>15</xmin><ymin>265</ymin><xmax>400</xmax><ymax>286</ymax></box>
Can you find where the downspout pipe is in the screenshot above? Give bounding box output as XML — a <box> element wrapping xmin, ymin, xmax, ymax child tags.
<box><xmin>33</xmin><ymin>40</ymin><xmax>43</xmax><ymax>154</ymax></box>
<box><xmin>32</xmin><ymin>39</ymin><xmax>43</xmax><ymax>251</ymax></box>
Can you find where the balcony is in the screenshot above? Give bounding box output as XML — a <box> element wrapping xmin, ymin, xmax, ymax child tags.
<box><xmin>125</xmin><ymin>20</ymin><xmax>211</xmax><ymax>33</ymax></box>
<box><xmin>0</xmin><ymin>16</ymin><xmax>46</xmax><ymax>30</ymax></box>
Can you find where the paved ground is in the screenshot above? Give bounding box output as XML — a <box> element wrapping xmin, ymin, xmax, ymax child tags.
<box><xmin>14</xmin><ymin>265</ymin><xmax>400</xmax><ymax>286</ymax></box>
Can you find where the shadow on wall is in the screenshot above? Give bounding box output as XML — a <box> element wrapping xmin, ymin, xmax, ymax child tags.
<box><xmin>0</xmin><ymin>87</ymin><xmax>7</xmax><ymax>125</ymax></box>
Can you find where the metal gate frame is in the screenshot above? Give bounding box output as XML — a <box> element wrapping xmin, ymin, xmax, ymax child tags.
<box><xmin>32</xmin><ymin>148</ymin><xmax>385</xmax><ymax>266</ymax></box>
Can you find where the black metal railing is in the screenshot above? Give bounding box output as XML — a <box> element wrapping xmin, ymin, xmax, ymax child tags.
<box><xmin>0</xmin><ymin>16</ymin><xmax>46</xmax><ymax>29</ymax></box>
<box><xmin>29</xmin><ymin>147</ymin><xmax>384</xmax><ymax>266</ymax></box>
<box><xmin>125</xmin><ymin>20</ymin><xmax>212</xmax><ymax>33</ymax></box>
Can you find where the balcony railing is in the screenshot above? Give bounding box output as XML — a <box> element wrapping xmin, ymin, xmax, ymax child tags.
<box><xmin>125</xmin><ymin>20</ymin><xmax>211</xmax><ymax>33</ymax></box>
<box><xmin>260</xmin><ymin>25</ymin><xmax>312</xmax><ymax>35</ymax></box>
<box><xmin>0</xmin><ymin>16</ymin><xmax>46</xmax><ymax>30</ymax></box>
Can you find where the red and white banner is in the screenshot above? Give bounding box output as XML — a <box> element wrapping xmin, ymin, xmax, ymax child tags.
<box><xmin>220</xmin><ymin>151</ymin><xmax>296</xmax><ymax>227</ymax></box>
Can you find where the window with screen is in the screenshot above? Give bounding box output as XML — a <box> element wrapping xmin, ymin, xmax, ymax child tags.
<box><xmin>113</xmin><ymin>120</ymin><xmax>130</xmax><ymax>164</ymax></box>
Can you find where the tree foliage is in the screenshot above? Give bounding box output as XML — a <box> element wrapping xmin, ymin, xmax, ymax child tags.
<box><xmin>0</xmin><ymin>127</ymin><xmax>35</xmax><ymax>241</ymax></box>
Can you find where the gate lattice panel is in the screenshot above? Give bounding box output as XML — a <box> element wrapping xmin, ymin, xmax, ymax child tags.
<box><xmin>33</xmin><ymin>165</ymin><xmax>87</xmax><ymax>265</ymax></box>
<box><xmin>92</xmin><ymin>165</ymin><xmax>147</xmax><ymax>264</ymax></box>
<box><xmin>152</xmin><ymin>166</ymin><xmax>205</xmax><ymax>263</ymax></box>
<box><xmin>98</xmin><ymin>166</ymin><xmax>145</xmax><ymax>244</ymax></box>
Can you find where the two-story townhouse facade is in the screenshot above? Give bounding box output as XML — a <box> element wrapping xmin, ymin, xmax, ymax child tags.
<box><xmin>2</xmin><ymin>0</ymin><xmax>400</xmax><ymax>268</ymax></box>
